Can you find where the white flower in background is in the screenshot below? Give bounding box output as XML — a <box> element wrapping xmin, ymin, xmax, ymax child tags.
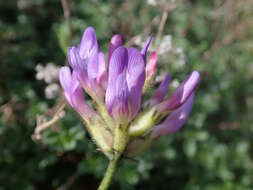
<box><xmin>175</xmin><ymin>47</ymin><xmax>186</xmax><ymax>66</ymax></box>
<box><xmin>134</xmin><ymin>34</ymin><xmax>186</xmax><ymax>70</ymax></box>
<box><xmin>147</xmin><ymin>0</ymin><xmax>177</xmax><ymax>6</ymax></box>
<box><xmin>17</xmin><ymin>0</ymin><xmax>33</xmax><ymax>9</ymax></box>
<box><xmin>171</xmin><ymin>79</ymin><xmax>180</xmax><ymax>88</ymax></box>
<box><xmin>147</xmin><ymin>0</ymin><xmax>158</xmax><ymax>6</ymax></box>
<box><xmin>45</xmin><ymin>83</ymin><xmax>60</xmax><ymax>99</ymax></box>
<box><xmin>155</xmin><ymin>72</ymin><xmax>168</xmax><ymax>83</ymax></box>
<box><xmin>134</xmin><ymin>34</ymin><xmax>172</xmax><ymax>55</ymax></box>
<box><xmin>35</xmin><ymin>63</ymin><xmax>61</xmax><ymax>99</ymax></box>
<box><xmin>157</xmin><ymin>35</ymin><xmax>172</xmax><ymax>55</ymax></box>
<box><xmin>35</xmin><ymin>63</ymin><xmax>60</xmax><ymax>84</ymax></box>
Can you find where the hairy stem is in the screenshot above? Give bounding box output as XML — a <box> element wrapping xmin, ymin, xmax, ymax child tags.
<box><xmin>98</xmin><ymin>153</ymin><xmax>121</xmax><ymax>190</ymax></box>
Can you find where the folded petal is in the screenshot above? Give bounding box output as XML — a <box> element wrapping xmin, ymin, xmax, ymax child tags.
<box><xmin>157</xmin><ymin>71</ymin><xmax>200</xmax><ymax>112</ymax></box>
<box><xmin>59</xmin><ymin>67</ymin><xmax>81</xmax><ymax>108</ymax></box>
<box><xmin>59</xmin><ymin>66</ymin><xmax>97</xmax><ymax>122</ymax></box>
<box><xmin>108</xmin><ymin>34</ymin><xmax>123</xmax><ymax>65</ymax></box>
<box><xmin>68</xmin><ymin>46</ymin><xmax>86</xmax><ymax>72</ymax></box>
<box><xmin>59</xmin><ymin>66</ymin><xmax>72</xmax><ymax>91</ymax></box>
<box><xmin>148</xmin><ymin>73</ymin><xmax>170</xmax><ymax>106</ymax></box>
<box><xmin>87</xmin><ymin>47</ymin><xmax>99</xmax><ymax>81</ymax></box>
<box><xmin>146</xmin><ymin>51</ymin><xmax>157</xmax><ymax>78</ymax></box>
<box><xmin>70</xmin><ymin>71</ymin><xmax>80</xmax><ymax>94</ymax></box>
<box><xmin>151</xmin><ymin>93</ymin><xmax>195</xmax><ymax>138</ymax></box>
<box><xmin>59</xmin><ymin>67</ymin><xmax>83</xmax><ymax>106</ymax></box>
<box><xmin>106</xmin><ymin>46</ymin><xmax>128</xmax><ymax>114</ymax></box>
<box><xmin>59</xmin><ymin>66</ymin><xmax>73</xmax><ymax>105</ymax></box>
<box><xmin>77</xmin><ymin>27</ymin><xmax>99</xmax><ymax>81</ymax></box>
<box><xmin>79</xmin><ymin>27</ymin><xmax>98</xmax><ymax>59</ymax></box>
<box><xmin>97</xmin><ymin>52</ymin><xmax>108</xmax><ymax>89</ymax></box>
<box><xmin>127</xmin><ymin>47</ymin><xmax>145</xmax><ymax>119</ymax></box>
<box><xmin>111</xmin><ymin>72</ymin><xmax>130</xmax><ymax>124</ymax></box>
<box><xmin>141</xmin><ymin>35</ymin><xmax>152</xmax><ymax>63</ymax></box>
<box><xmin>71</xmin><ymin>86</ymin><xmax>97</xmax><ymax>121</ymax></box>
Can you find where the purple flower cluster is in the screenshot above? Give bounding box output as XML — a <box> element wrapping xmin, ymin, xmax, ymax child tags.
<box><xmin>59</xmin><ymin>27</ymin><xmax>199</xmax><ymax>156</ymax></box>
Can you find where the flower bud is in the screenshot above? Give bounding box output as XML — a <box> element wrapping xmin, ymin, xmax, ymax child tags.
<box><xmin>146</xmin><ymin>51</ymin><xmax>158</xmax><ymax>79</ymax></box>
<box><xmin>108</xmin><ymin>34</ymin><xmax>123</xmax><ymax>65</ymax></box>
<box><xmin>142</xmin><ymin>51</ymin><xmax>158</xmax><ymax>94</ymax></box>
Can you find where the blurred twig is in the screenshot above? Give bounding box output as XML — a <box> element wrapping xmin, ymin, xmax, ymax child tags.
<box><xmin>32</xmin><ymin>101</ymin><xmax>66</xmax><ymax>140</ymax></box>
<box><xmin>61</xmin><ymin>0</ymin><xmax>72</xmax><ymax>46</ymax></box>
<box><xmin>203</xmin><ymin>0</ymin><xmax>253</xmax><ymax>60</ymax></box>
<box><xmin>155</xmin><ymin>1</ymin><xmax>178</xmax><ymax>48</ymax></box>
<box><xmin>0</xmin><ymin>99</ymin><xmax>16</xmax><ymax>123</ymax></box>
<box><xmin>0</xmin><ymin>37</ymin><xmax>6</xmax><ymax>96</ymax></box>
<box><xmin>155</xmin><ymin>10</ymin><xmax>168</xmax><ymax>48</ymax></box>
<box><xmin>87</xmin><ymin>0</ymin><xmax>107</xmax><ymax>18</ymax></box>
<box><xmin>125</xmin><ymin>0</ymin><xmax>180</xmax><ymax>48</ymax></box>
<box><xmin>124</xmin><ymin>15</ymin><xmax>160</xmax><ymax>47</ymax></box>
<box><xmin>32</xmin><ymin>0</ymin><xmax>73</xmax><ymax>141</ymax></box>
<box><xmin>57</xmin><ymin>171</ymin><xmax>79</xmax><ymax>190</ymax></box>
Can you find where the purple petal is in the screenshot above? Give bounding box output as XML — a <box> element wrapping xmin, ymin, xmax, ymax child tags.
<box><xmin>87</xmin><ymin>47</ymin><xmax>99</xmax><ymax>81</ymax></box>
<box><xmin>59</xmin><ymin>66</ymin><xmax>72</xmax><ymax>91</ymax></box>
<box><xmin>151</xmin><ymin>93</ymin><xmax>195</xmax><ymax>138</ymax></box>
<box><xmin>148</xmin><ymin>73</ymin><xmax>170</xmax><ymax>106</ymax></box>
<box><xmin>69</xmin><ymin>54</ymin><xmax>104</xmax><ymax>102</ymax></box>
<box><xmin>111</xmin><ymin>72</ymin><xmax>130</xmax><ymax>123</ymax></box>
<box><xmin>70</xmin><ymin>71</ymin><xmax>80</xmax><ymax>94</ymax></box>
<box><xmin>78</xmin><ymin>27</ymin><xmax>99</xmax><ymax>81</ymax></box>
<box><xmin>97</xmin><ymin>52</ymin><xmax>108</xmax><ymax>89</ymax></box>
<box><xmin>59</xmin><ymin>67</ymin><xmax>81</xmax><ymax>108</ymax></box>
<box><xmin>141</xmin><ymin>35</ymin><xmax>152</xmax><ymax>63</ymax></box>
<box><xmin>71</xmin><ymin>86</ymin><xmax>97</xmax><ymax>120</ymax></box>
<box><xmin>79</xmin><ymin>27</ymin><xmax>98</xmax><ymax>59</ymax></box>
<box><xmin>106</xmin><ymin>46</ymin><xmax>128</xmax><ymax>114</ymax></box>
<box><xmin>59</xmin><ymin>66</ymin><xmax>73</xmax><ymax>105</ymax></box>
<box><xmin>59</xmin><ymin>66</ymin><xmax>97</xmax><ymax>121</ymax></box>
<box><xmin>68</xmin><ymin>46</ymin><xmax>86</xmax><ymax>72</ymax></box>
<box><xmin>108</xmin><ymin>34</ymin><xmax>123</xmax><ymax>65</ymax></box>
<box><xmin>157</xmin><ymin>71</ymin><xmax>200</xmax><ymax>112</ymax></box>
<box><xmin>127</xmin><ymin>47</ymin><xmax>145</xmax><ymax>119</ymax></box>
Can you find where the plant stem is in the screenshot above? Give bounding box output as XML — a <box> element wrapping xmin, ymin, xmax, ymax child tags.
<box><xmin>98</xmin><ymin>153</ymin><xmax>121</xmax><ymax>190</ymax></box>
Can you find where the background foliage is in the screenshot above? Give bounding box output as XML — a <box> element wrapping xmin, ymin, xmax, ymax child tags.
<box><xmin>1</xmin><ymin>0</ymin><xmax>253</xmax><ymax>189</ymax></box>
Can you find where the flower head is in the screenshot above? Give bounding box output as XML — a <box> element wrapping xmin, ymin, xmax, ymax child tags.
<box><xmin>59</xmin><ymin>26</ymin><xmax>200</xmax><ymax>158</ymax></box>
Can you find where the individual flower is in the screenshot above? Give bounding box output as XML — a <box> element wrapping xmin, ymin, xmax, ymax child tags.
<box><xmin>151</xmin><ymin>93</ymin><xmax>195</xmax><ymax>138</ymax></box>
<box><xmin>128</xmin><ymin>70</ymin><xmax>200</xmax><ymax>137</ymax></box>
<box><xmin>126</xmin><ymin>71</ymin><xmax>199</xmax><ymax>157</ymax></box>
<box><xmin>67</xmin><ymin>27</ymin><xmax>106</xmax><ymax>104</ymax></box>
<box><xmin>108</xmin><ymin>34</ymin><xmax>123</xmax><ymax>65</ymax></box>
<box><xmin>105</xmin><ymin>47</ymin><xmax>145</xmax><ymax>125</ymax></box>
<box><xmin>105</xmin><ymin>36</ymin><xmax>152</xmax><ymax>125</ymax></box>
<box><xmin>59</xmin><ymin>66</ymin><xmax>113</xmax><ymax>158</ymax></box>
<box><xmin>59</xmin><ymin>66</ymin><xmax>96</xmax><ymax>123</ymax></box>
<box><xmin>156</xmin><ymin>71</ymin><xmax>200</xmax><ymax>112</ymax></box>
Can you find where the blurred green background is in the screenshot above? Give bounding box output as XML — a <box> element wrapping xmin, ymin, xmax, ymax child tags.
<box><xmin>1</xmin><ymin>0</ymin><xmax>253</xmax><ymax>189</ymax></box>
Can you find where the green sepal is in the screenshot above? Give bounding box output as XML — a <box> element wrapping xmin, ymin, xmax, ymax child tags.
<box><xmin>95</xmin><ymin>103</ymin><xmax>115</xmax><ymax>132</ymax></box>
<box><xmin>113</xmin><ymin>124</ymin><xmax>128</xmax><ymax>154</ymax></box>
<box><xmin>84</xmin><ymin>117</ymin><xmax>114</xmax><ymax>159</ymax></box>
<box><xmin>128</xmin><ymin>108</ymin><xmax>161</xmax><ymax>137</ymax></box>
